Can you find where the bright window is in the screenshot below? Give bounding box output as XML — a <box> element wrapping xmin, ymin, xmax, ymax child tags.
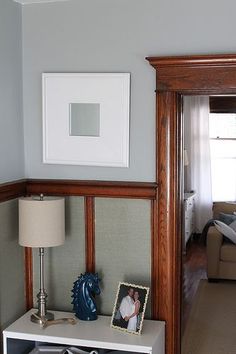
<box><xmin>209</xmin><ymin>113</ymin><xmax>236</xmax><ymax>201</ymax></box>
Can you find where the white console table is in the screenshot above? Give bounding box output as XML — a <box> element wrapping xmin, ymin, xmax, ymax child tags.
<box><xmin>3</xmin><ymin>310</ymin><xmax>165</xmax><ymax>354</ymax></box>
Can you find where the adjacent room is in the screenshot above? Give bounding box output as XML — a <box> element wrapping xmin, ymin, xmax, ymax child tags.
<box><xmin>182</xmin><ymin>96</ymin><xmax>236</xmax><ymax>353</ymax></box>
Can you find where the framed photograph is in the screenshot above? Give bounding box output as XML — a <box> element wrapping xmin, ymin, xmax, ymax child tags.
<box><xmin>42</xmin><ymin>73</ymin><xmax>130</xmax><ymax>167</ymax></box>
<box><xmin>111</xmin><ymin>282</ymin><xmax>149</xmax><ymax>335</ymax></box>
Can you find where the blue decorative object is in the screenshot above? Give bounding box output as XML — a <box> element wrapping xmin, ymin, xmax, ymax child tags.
<box><xmin>71</xmin><ymin>272</ymin><xmax>101</xmax><ymax>321</ymax></box>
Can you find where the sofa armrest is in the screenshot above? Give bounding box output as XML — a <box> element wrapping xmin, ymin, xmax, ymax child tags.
<box><xmin>207</xmin><ymin>226</ymin><xmax>223</xmax><ymax>279</ymax></box>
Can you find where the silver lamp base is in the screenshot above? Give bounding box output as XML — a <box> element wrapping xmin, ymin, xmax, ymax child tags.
<box><xmin>31</xmin><ymin>247</ymin><xmax>54</xmax><ymax>325</ymax></box>
<box><xmin>31</xmin><ymin>311</ymin><xmax>54</xmax><ymax>324</ymax></box>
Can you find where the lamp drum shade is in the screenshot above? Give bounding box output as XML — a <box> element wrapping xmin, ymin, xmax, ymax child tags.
<box><xmin>19</xmin><ymin>197</ymin><xmax>65</xmax><ymax>248</ymax></box>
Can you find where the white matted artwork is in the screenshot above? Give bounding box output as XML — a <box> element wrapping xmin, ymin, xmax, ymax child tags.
<box><xmin>111</xmin><ymin>282</ymin><xmax>150</xmax><ymax>335</ymax></box>
<box><xmin>42</xmin><ymin>73</ymin><xmax>130</xmax><ymax>167</ymax></box>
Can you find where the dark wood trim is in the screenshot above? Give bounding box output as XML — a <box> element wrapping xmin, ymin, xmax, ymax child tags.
<box><xmin>0</xmin><ymin>179</ymin><xmax>156</xmax><ymax>201</ymax></box>
<box><xmin>210</xmin><ymin>96</ymin><xmax>236</xmax><ymax>113</ymax></box>
<box><xmin>85</xmin><ymin>197</ymin><xmax>95</xmax><ymax>273</ymax></box>
<box><xmin>151</xmin><ymin>199</ymin><xmax>158</xmax><ymax>319</ymax></box>
<box><xmin>151</xmin><ymin>92</ymin><xmax>159</xmax><ymax>320</ymax></box>
<box><xmin>24</xmin><ymin>247</ymin><xmax>33</xmax><ymax>310</ymax></box>
<box><xmin>156</xmin><ymin>91</ymin><xmax>181</xmax><ymax>354</ymax></box>
<box><xmin>26</xmin><ymin>179</ymin><xmax>157</xmax><ymax>200</ymax></box>
<box><xmin>147</xmin><ymin>53</ymin><xmax>236</xmax><ymax>354</ymax></box>
<box><xmin>0</xmin><ymin>180</ymin><xmax>26</xmax><ymax>203</ymax></box>
<box><xmin>147</xmin><ymin>54</ymin><xmax>236</xmax><ymax>94</ymax></box>
<box><xmin>146</xmin><ymin>53</ymin><xmax>236</xmax><ymax>67</ymax></box>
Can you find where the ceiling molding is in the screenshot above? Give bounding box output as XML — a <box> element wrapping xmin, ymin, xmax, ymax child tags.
<box><xmin>13</xmin><ymin>0</ymin><xmax>70</xmax><ymax>4</ymax></box>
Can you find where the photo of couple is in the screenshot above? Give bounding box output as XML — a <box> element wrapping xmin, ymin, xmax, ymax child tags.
<box><xmin>111</xmin><ymin>282</ymin><xmax>149</xmax><ymax>335</ymax></box>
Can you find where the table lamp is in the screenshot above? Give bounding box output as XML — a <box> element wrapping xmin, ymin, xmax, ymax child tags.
<box><xmin>19</xmin><ymin>194</ymin><xmax>65</xmax><ymax>324</ymax></box>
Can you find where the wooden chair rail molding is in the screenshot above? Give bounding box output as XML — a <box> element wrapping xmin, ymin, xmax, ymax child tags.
<box><xmin>0</xmin><ymin>179</ymin><xmax>27</xmax><ymax>203</ymax></box>
<box><xmin>26</xmin><ymin>179</ymin><xmax>157</xmax><ymax>199</ymax></box>
<box><xmin>147</xmin><ymin>53</ymin><xmax>236</xmax><ymax>354</ymax></box>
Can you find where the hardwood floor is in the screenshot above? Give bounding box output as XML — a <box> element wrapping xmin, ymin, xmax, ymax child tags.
<box><xmin>182</xmin><ymin>237</ymin><xmax>207</xmax><ymax>334</ymax></box>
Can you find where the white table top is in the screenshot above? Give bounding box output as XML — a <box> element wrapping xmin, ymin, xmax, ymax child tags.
<box><xmin>3</xmin><ymin>310</ymin><xmax>165</xmax><ymax>353</ymax></box>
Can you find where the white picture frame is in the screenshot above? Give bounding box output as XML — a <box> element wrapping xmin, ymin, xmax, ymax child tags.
<box><xmin>42</xmin><ymin>73</ymin><xmax>130</xmax><ymax>167</ymax></box>
<box><xmin>111</xmin><ymin>282</ymin><xmax>150</xmax><ymax>335</ymax></box>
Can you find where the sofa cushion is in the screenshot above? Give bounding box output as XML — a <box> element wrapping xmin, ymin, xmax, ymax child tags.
<box><xmin>219</xmin><ymin>212</ymin><xmax>236</xmax><ymax>225</ymax></box>
<box><xmin>214</xmin><ymin>220</ymin><xmax>236</xmax><ymax>244</ymax></box>
<box><xmin>221</xmin><ymin>244</ymin><xmax>236</xmax><ymax>262</ymax></box>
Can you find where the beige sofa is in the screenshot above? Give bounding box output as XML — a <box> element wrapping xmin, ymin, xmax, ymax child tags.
<box><xmin>207</xmin><ymin>202</ymin><xmax>236</xmax><ymax>281</ymax></box>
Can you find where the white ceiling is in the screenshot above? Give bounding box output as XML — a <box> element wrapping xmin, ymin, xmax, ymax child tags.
<box><xmin>13</xmin><ymin>0</ymin><xmax>70</xmax><ymax>4</ymax></box>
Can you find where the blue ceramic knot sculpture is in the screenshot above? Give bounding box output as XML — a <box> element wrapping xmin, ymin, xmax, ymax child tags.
<box><xmin>71</xmin><ymin>272</ymin><xmax>101</xmax><ymax>321</ymax></box>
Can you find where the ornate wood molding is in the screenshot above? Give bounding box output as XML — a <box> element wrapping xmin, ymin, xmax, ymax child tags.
<box><xmin>147</xmin><ymin>53</ymin><xmax>236</xmax><ymax>354</ymax></box>
<box><xmin>26</xmin><ymin>179</ymin><xmax>157</xmax><ymax>200</ymax></box>
<box><xmin>146</xmin><ymin>53</ymin><xmax>236</xmax><ymax>67</ymax></box>
<box><xmin>155</xmin><ymin>91</ymin><xmax>181</xmax><ymax>354</ymax></box>
<box><xmin>147</xmin><ymin>54</ymin><xmax>236</xmax><ymax>93</ymax></box>
<box><xmin>0</xmin><ymin>180</ymin><xmax>26</xmax><ymax>203</ymax></box>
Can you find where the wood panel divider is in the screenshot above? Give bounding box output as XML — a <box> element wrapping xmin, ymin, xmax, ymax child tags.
<box><xmin>26</xmin><ymin>179</ymin><xmax>156</xmax><ymax>200</ymax></box>
<box><xmin>85</xmin><ymin>196</ymin><xmax>95</xmax><ymax>273</ymax></box>
<box><xmin>24</xmin><ymin>247</ymin><xmax>33</xmax><ymax>310</ymax></box>
<box><xmin>151</xmin><ymin>199</ymin><xmax>158</xmax><ymax>318</ymax></box>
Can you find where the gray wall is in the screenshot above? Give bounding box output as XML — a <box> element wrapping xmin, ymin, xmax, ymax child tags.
<box><xmin>0</xmin><ymin>200</ymin><xmax>25</xmax><ymax>348</ymax></box>
<box><xmin>0</xmin><ymin>0</ymin><xmax>25</xmax><ymax>349</ymax></box>
<box><xmin>95</xmin><ymin>198</ymin><xmax>151</xmax><ymax>317</ymax></box>
<box><xmin>22</xmin><ymin>0</ymin><xmax>157</xmax><ymax>182</ymax></box>
<box><xmin>0</xmin><ymin>0</ymin><xmax>24</xmax><ymax>183</ymax></box>
<box><xmin>21</xmin><ymin>0</ymin><xmax>236</xmax><ymax>182</ymax></box>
